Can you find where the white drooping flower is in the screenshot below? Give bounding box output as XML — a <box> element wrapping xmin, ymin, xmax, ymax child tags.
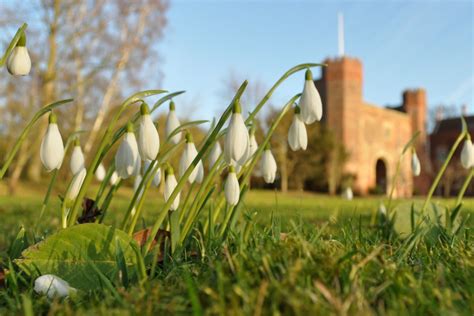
<box><xmin>224</xmin><ymin>166</ymin><xmax>240</xmax><ymax>206</ymax></box>
<box><xmin>288</xmin><ymin>106</ymin><xmax>308</xmax><ymax>151</ymax></box>
<box><xmin>208</xmin><ymin>141</ymin><xmax>222</xmax><ymax>168</ymax></box>
<box><xmin>196</xmin><ymin>162</ymin><xmax>204</xmax><ymax>184</ymax></box>
<box><xmin>460</xmin><ymin>138</ymin><xmax>474</xmax><ymax>169</ymax></box>
<box><xmin>115</xmin><ymin>123</ymin><xmax>139</xmax><ymax>179</ymax></box>
<box><xmin>34</xmin><ymin>275</ymin><xmax>76</xmax><ymax>299</ymax></box>
<box><xmin>6</xmin><ymin>34</ymin><xmax>31</xmax><ymax>76</ymax></box>
<box><xmin>95</xmin><ymin>163</ymin><xmax>106</xmax><ymax>181</ymax></box>
<box><xmin>69</xmin><ymin>139</ymin><xmax>85</xmax><ymax>175</ymax></box>
<box><xmin>165</xmin><ymin>101</ymin><xmax>182</xmax><ymax>144</ymax></box>
<box><xmin>137</xmin><ymin>103</ymin><xmax>160</xmax><ymax>160</ymax></box>
<box><xmin>144</xmin><ymin>159</ymin><xmax>161</xmax><ymax>187</ymax></box>
<box><xmin>40</xmin><ymin>112</ymin><xmax>64</xmax><ymax>172</ymax></box>
<box><xmin>224</xmin><ymin>101</ymin><xmax>249</xmax><ymax>166</ymax></box>
<box><xmin>109</xmin><ymin>171</ymin><xmax>119</xmax><ymax>186</ymax></box>
<box><xmin>248</xmin><ymin>130</ymin><xmax>258</xmax><ymax>159</ymax></box>
<box><xmin>179</xmin><ymin>132</ymin><xmax>203</xmax><ymax>184</ymax></box>
<box><xmin>262</xmin><ymin>146</ymin><xmax>277</xmax><ymax>183</ymax></box>
<box><xmin>65</xmin><ymin>168</ymin><xmax>86</xmax><ymax>200</ymax></box>
<box><xmin>133</xmin><ymin>155</ymin><xmax>142</xmax><ymax>177</ymax></box>
<box><xmin>341</xmin><ymin>187</ymin><xmax>353</xmax><ymax>200</ymax></box>
<box><xmin>164</xmin><ymin>166</ymin><xmax>180</xmax><ymax>211</ymax></box>
<box><xmin>378</xmin><ymin>203</ymin><xmax>387</xmax><ymax>215</ymax></box>
<box><xmin>411</xmin><ymin>151</ymin><xmax>421</xmax><ymax>176</ymax></box>
<box><xmin>299</xmin><ymin>69</ymin><xmax>323</xmax><ymax>124</ymax></box>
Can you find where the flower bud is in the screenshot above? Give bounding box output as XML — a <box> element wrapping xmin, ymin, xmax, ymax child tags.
<box><xmin>109</xmin><ymin>171</ymin><xmax>119</xmax><ymax>186</ymax></box>
<box><xmin>40</xmin><ymin>112</ymin><xmax>65</xmax><ymax>171</ymax></box>
<box><xmin>288</xmin><ymin>106</ymin><xmax>308</xmax><ymax>151</ymax></box>
<box><xmin>248</xmin><ymin>133</ymin><xmax>258</xmax><ymax>159</ymax></box>
<box><xmin>115</xmin><ymin>123</ymin><xmax>139</xmax><ymax>179</ymax></box>
<box><xmin>34</xmin><ymin>274</ymin><xmax>75</xmax><ymax>299</ymax></box>
<box><xmin>299</xmin><ymin>69</ymin><xmax>322</xmax><ymax>124</ymax></box>
<box><xmin>66</xmin><ymin>167</ymin><xmax>86</xmax><ymax>200</ymax></box>
<box><xmin>411</xmin><ymin>151</ymin><xmax>421</xmax><ymax>176</ymax></box>
<box><xmin>164</xmin><ymin>166</ymin><xmax>180</xmax><ymax>211</ymax></box>
<box><xmin>262</xmin><ymin>146</ymin><xmax>277</xmax><ymax>183</ymax></box>
<box><xmin>137</xmin><ymin>103</ymin><xmax>160</xmax><ymax>160</ymax></box>
<box><xmin>179</xmin><ymin>132</ymin><xmax>203</xmax><ymax>184</ymax></box>
<box><xmin>165</xmin><ymin>101</ymin><xmax>182</xmax><ymax>144</ymax></box>
<box><xmin>460</xmin><ymin>138</ymin><xmax>474</xmax><ymax>169</ymax></box>
<box><xmin>224</xmin><ymin>166</ymin><xmax>240</xmax><ymax>206</ymax></box>
<box><xmin>144</xmin><ymin>159</ymin><xmax>162</xmax><ymax>187</ymax></box>
<box><xmin>208</xmin><ymin>141</ymin><xmax>222</xmax><ymax>168</ymax></box>
<box><xmin>7</xmin><ymin>33</ymin><xmax>31</xmax><ymax>76</ymax></box>
<box><xmin>95</xmin><ymin>163</ymin><xmax>106</xmax><ymax>181</ymax></box>
<box><xmin>70</xmin><ymin>138</ymin><xmax>85</xmax><ymax>175</ymax></box>
<box><xmin>224</xmin><ymin>101</ymin><xmax>249</xmax><ymax>166</ymax></box>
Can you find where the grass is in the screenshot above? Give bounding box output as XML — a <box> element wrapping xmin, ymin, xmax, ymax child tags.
<box><xmin>0</xmin><ymin>182</ymin><xmax>473</xmax><ymax>315</ymax></box>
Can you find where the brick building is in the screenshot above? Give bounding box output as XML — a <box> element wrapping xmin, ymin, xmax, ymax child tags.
<box><xmin>314</xmin><ymin>56</ymin><xmax>430</xmax><ymax>197</ymax></box>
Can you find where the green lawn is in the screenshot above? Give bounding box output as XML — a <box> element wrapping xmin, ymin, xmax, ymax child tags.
<box><xmin>0</xmin><ymin>184</ymin><xmax>473</xmax><ymax>314</ymax></box>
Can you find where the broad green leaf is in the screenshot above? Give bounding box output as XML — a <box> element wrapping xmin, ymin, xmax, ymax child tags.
<box><xmin>15</xmin><ymin>224</ymin><xmax>137</xmax><ymax>291</ymax></box>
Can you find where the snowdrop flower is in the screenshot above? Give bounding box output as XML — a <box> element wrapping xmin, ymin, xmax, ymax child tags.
<box><xmin>262</xmin><ymin>145</ymin><xmax>277</xmax><ymax>183</ymax></box>
<box><xmin>164</xmin><ymin>166</ymin><xmax>180</xmax><ymax>211</ymax></box>
<box><xmin>95</xmin><ymin>163</ymin><xmax>106</xmax><ymax>181</ymax></box>
<box><xmin>411</xmin><ymin>151</ymin><xmax>421</xmax><ymax>176</ymax></box>
<box><xmin>6</xmin><ymin>33</ymin><xmax>31</xmax><ymax>76</ymax></box>
<box><xmin>196</xmin><ymin>162</ymin><xmax>204</xmax><ymax>184</ymax></box>
<box><xmin>208</xmin><ymin>141</ymin><xmax>222</xmax><ymax>168</ymax></box>
<box><xmin>288</xmin><ymin>106</ymin><xmax>308</xmax><ymax>151</ymax></box>
<box><xmin>66</xmin><ymin>168</ymin><xmax>86</xmax><ymax>200</ymax></box>
<box><xmin>144</xmin><ymin>159</ymin><xmax>161</xmax><ymax>187</ymax></box>
<box><xmin>179</xmin><ymin>132</ymin><xmax>203</xmax><ymax>184</ymax></box>
<box><xmin>342</xmin><ymin>187</ymin><xmax>353</xmax><ymax>200</ymax></box>
<box><xmin>165</xmin><ymin>101</ymin><xmax>182</xmax><ymax>144</ymax></box>
<box><xmin>137</xmin><ymin>103</ymin><xmax>159</xmax><ymax>160</ymax></box>
<box><xmin>378</xmin><ymin>203</ymin><xmax>387</xmax><ymax>215</ymax></box>
<box><xmin>109</xmin><ymin>171</ymin><xmax>119</xmax><ymax>186</ymax></box>
<box><xmin>69</xmin><ymin>138</ymin><xmax>85</xmax><ymax>175</ymax></box>
<box><xmin>224</xmin><ymin>101</ymin><xmax>249</xmax><ymax>166</ymax></box>
<box><xmin>299</xmin><ymin>69</ymin><xmax>322</xmax><ymax>124</ymax></box>
<box><xmin>34</xmin><ymin>275</ymin><xmax>76</xmax><ymax>299</ymax></box>
<box><xmin>460</xmin><ymin>138</ymin><xmax>474</xmax><ymax>169</ymax></box>
<box><xmin>115</xmin><ymin>123</ymin><xmax>139</xmax><ymax>179</ymax></box>
<box><xmin>224</xmin><ymin>165</ymin><xmax>240</xmax><ymax>206</ymax></box>
<box><xmin>248</xmin><ymin>127</ymin><xmax>258</xmax><ymax>159</ymax></box>
<box><xmin>40</xmin><ymin>112</ymin><xmax>64</xmax><ymax>171</ymax></box>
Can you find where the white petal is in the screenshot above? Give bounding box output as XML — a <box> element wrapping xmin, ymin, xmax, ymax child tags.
<box><xmin>165</xmin><ymin>110</ymin><xmax>182</xmax><ymax>144</ymax></box>
<box><xmin>208</xmin><ymin>142</ymin><xmax>222</xmax><ymax>167</ymax></box>
<box><xmin>249</xmin><ymin>134</ymin><xmax>258</xmax><ymax>158</ymax></box>
<box><xmin>34</xmin><ymin>274</ymin><xmax>75</xmax><ymax>299</ymax></box>
<box><xmin>144</xmin><ymin>159</ymin><xmax>161</xmax><ymax>187</ymax></box>
<box><xmin>66</xmin><ymin>168</ymin><xmax>86</xmax><ymax>200</ymax></box>
<box><xmin>7</xmin><ymin>46</ymin><xmax>31</xmax><ymax>76</ymax></box>
<box><xmin>70</xmin><ymin>146</ymin><xmax>85</xmax><ymax>175</ymax></box>
<box><xmin>224</xmin><ymin>113</ymin><xmax>249</xmax><ymax>165</ymax></box>
<box><xmin>115</xmin><ymin>132</ymin><xmax>139</xmax><ymax>179</ymax></box>
<box><xmin>299</xmin><ymin>80</ymin><xmax>322</xmax><ymax>124</ymax></box>
<box><xmin>411</xmin><ymin>152</ymin><xmax>421</xmax><ymax>176</ymax></box>
<box><xmin>138</xmin><ymin>114</ymin><xmax>159</xmax><ymax>160</ymax></box>
<box><xmin>95</xmin><ymin>163</ymin><xmax>106</xmax><ymax>181</ymax></box>
<box><xmin>133</xmin><ymin>174</ymin><xmax>144</xmax><ymax>201</ymax></box>
<box><xmin>109</xmin><ymin>171</ymin><xmax>119</xmax><ymax>186</ymax></box>
<box><xmin>342</xmin><ymin>187</ymin><xmax>353</xmax><ymax>200</ymax></box>
<box><xmin>460</xmin><ymin>139</ymin><xmax>474</xmax><ymax>169</ymax></box>
<box><xmin>196</xmin><ymin>161</ymin><xmax>204</xmax><ymax>183</ymax></box>
<box><xmin>164</xmin><ymin>174</ymin><xmax>180</xmax><ymax>211</ymax></box>
<box><xmin>40</xmin><ymin>123</ymin><xmax>65</xmax><ymax>172</ymax></box>
<box><xmin>262</xmin><ymin>149</ymin><xmax>277</xmax><ymax>183</ymax></box>
<box><xmin>179</xmin><ymin>142</ymin><xmax>200</xmax><ymax>183</ymax></box>
<box><xmin>288</xmin><ymin>114</ymin><xmax>308</xmax><ymax>151</ymax></box>
<box><xmin>224</xmin><ymin>172</ymin><xmax>240</xmax><ymax>206</ymax></box>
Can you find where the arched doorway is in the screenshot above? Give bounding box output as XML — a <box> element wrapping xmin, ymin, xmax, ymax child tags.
<box><xmin>375</xmin><ymin>159</ymin><xmax>387</xmax><ymax>194</ymax></box>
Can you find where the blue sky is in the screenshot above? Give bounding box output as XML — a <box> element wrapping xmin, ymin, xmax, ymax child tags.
<box><xmin>160</xmin><ymin>0</ymin><xmax>473</xmax><ymax>121</ymax></box>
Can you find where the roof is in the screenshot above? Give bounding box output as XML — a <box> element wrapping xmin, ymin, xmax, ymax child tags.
<box><xmin>432</xmin><ymin>115</ymin><xmax>474</xmax><ymax>134</ymax></box>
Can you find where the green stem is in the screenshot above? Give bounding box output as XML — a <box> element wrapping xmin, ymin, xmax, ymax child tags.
<box><xmin>455</xmin><ymin>168</ymin><xmax>473</xmax><ymax>206</ymax></box>
<box><xmin>67</xmin><ymin>90</ymin><xmax>166</xmax><ymax>227</ymax></box>
<box><xmin>420</xmin><ymin>130</ymin><xmax>467</xmax><ymax>215</ymax></box>
<box><xmin>0</xmin><ymin>99</ymin><xmax>73</xmax><ymax>179</ymax></box>
<box><xmin>0</xmin><ymin>23</ymin><xmax>27</xmax><ymax>66</ymax></box>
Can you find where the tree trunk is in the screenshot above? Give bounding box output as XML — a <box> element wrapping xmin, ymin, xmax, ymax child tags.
<box><xmin>26</xmin><ymin>0</ymin><xmax>60</xmax><ymax>182</ymax></box>
<box><xmin>7</xmin><ymin>140</ymin><xmax>30</xmax><ymax>195</ymax></box>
